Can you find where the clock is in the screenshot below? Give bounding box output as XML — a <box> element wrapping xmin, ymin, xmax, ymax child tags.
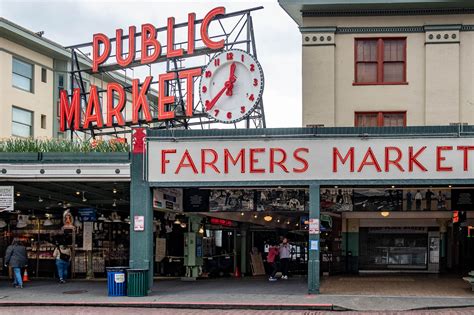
<box><xmin>199</xmin><ymin>49</ymin><xmax>264</xmax><ymax>124</ymax></box>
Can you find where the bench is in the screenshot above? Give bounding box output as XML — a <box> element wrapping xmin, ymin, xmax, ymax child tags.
<box><xmin>463</xmin><ymin>275</ymin><xmax>474</xmax><ymax>292</ymax></box>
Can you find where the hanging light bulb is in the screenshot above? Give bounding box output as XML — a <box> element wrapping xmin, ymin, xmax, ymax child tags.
<box><xmin>82</xmin><ymin>191</ymin><xmax>87</xmax><ymax>202</ymax></box>
<box><xmin>198</xmin><ymin>226</ymin><xmax>204</xmax><ymax>234</ymax></box>
<box><xmin>253</xmin><ymin>214</ymin><xmax>258</xmax><ymax>219</ymax></box>
<box><xmin>113</xmin><ymin>188</ymin><xmax>117</xmax><ymax>194</ymax></box>
<box><xmin>16</xmin><ymin>192</ymin><xmax>21</xmax><ymax>197</ymax></box>
<box><xmin>75</xmin><ymin>191</ymin><xmax>81</xmax><ymax>196</ymax></box>
<box><xmin>174</xmin><ymin>218</ymin><xmax>181</xmax><ymax>225</ymax></box>
<box><xmin>277</xmin><ymin>219</ymin><xmax>281</xmax><ymax>223</ymax></box>
<box><xmin>180</xmin><ymin>222</ymin><xmax>187</xmax><ymax>228</ymax></box>
<box><xmin>264</xmin><ymin>215</ymin><xmax>273</xmax><ymax>222</ymax></box>
<box><xmin>112</xmin><ymin>199</ymin><xmax>117</xmax><ymax>207</ymax></box>
<box><xmin>240</xmin><ymin>212</ymin><xmax>244</xmax><ymax>216</ymax></box>
<box><xmin>380</xmin><ymin>211</ymin><xmax>390</xmax><ymax>217</ymax></box>
<box><xmin>38</xmin><ymin>196</ymin><xmax>43</xmax><ymax>203</ymax></box>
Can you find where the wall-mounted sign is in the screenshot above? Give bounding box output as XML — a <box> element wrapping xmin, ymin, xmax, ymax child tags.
<box><xmin>310</xmin><ymin>240</ymin><xmax>319</xmax><ymax>251</ymax></box>
<box><xmin>0</xmin><ymin>186</ymin><xmax>14</xmax><ymax>212</ymax></box>
<box><xmin>134</xmin><ymin>215</ymin><xmax>145</xmax><ymax>231</ymax></box>
<box><xmin>210</xmin><ymin>217</ymin><xmax>234</xmax><ymax>227</ymax></box>
<box><xmin>78</xmin><ymin>208</ymin><xmax>96</xmax><ymax>222</ymax></box>
<box><xmin>309</xmin><ymin>218</ymin><xmax>320</xmax><ymax>235</ymax></box>
<box><xmin>149</xmin><ymin>138</ymin><xmax>474</xmax><ymax>182</ymax></box>
<box><xmin>153</xmin><ymin>188</ymin><xmax>183</xmax><ymax>211</ymax></box>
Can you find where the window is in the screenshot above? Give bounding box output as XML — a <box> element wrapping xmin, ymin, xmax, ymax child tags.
<box><xmin>12</xmin><ymin>58</ymin><xmax>34</xmax><ymax>92</ymax></box>
<box><xmin>41</xmin><ymin>114</ymin><xmax>46</xmax><ymax>129</ymax></box>
<box><xmin>355</xmin><ymin>38</ymin><xmax>406</xmax><ymax>84</ymax></box>
<box><xmin>41</xmin><ymin>68</ymin><xmax>47</xmax><ymax>83</ymax></box>
<box><xmin>355</xmin><ymin>111</ymin><xmax>406</xmax><ymax>127</ymax></box>
<box><xmin>12</xmin><ymin>107</ymin><xmax>33</xmax><ymax>137</ymax></box>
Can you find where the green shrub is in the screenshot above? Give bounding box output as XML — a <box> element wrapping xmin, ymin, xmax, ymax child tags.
<box><xmin>0</xmin><ymin>138</ymin><xmax>130</xmax><ymax>153</ymax></box>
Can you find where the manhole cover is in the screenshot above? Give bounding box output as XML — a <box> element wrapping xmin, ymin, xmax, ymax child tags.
<box><xmin>63</xmin><ymin>290</ymin><xmax>88</xmax><ymax>295</ymax></box>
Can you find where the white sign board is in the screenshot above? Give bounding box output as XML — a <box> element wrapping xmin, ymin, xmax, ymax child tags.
<box><xmin>0</xmin><ymin>186</ymin><xmax>14</xmax><ymax>212</ymax></box>
<box><xmin>309</xmin><ymin>218</ymin><xmax>320</xmax><ymax>235</ymax></box>
<box><xmin>310</xmin><ymin>240</ymin><xmax>319</xmax><ymax>251</ymax></box>
<box><xmin>148</xmin><ymin>138</ymin><xmax>474</xmax><ymax>182</ymax></box>
<box><xmin>134</xmin><ymin>215</ymin><xmax>145</xmax><ymax>231</ymax></box>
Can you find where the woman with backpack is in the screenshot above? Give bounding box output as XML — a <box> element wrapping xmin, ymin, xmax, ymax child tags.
<box><xmin>53</xmin><ymin>243</ymin><xmax>71</xmax><ymax>283</ymax></box>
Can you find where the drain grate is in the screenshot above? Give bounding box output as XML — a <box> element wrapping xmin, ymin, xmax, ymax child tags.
<box><xmin>62</xmin><ymin>290</ymin><xmax>88</xmax><ymax>295</ymax></box>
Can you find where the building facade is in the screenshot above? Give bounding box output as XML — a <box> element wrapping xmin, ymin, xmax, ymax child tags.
<box><xmin>279</xmin><ymin>0</ymin><xmax>474</xmax><ymax>127</ymax></box>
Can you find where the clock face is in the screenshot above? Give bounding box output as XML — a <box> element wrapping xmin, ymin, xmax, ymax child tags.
<box><xmin>199</xmin><ymin>49</ymin><xmax>264</xmax><ymax>124</ymax></box>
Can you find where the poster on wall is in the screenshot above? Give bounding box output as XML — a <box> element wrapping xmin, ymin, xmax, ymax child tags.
<box><xmin>353</xmin><ymin>188</ymin><xmax>403</xmax><ymax>212</ymax></box>
<box><xmin>0</xmin><ymin>186</ymin><xmax>14</xmax><ymax>212</ymax></box>
<box><xmin>153</xmin><ymin>188</ymin><xmax>183</xmax><ymax>211</ymax></box>
<box><xmin>209</xmin><ymin>190</ymin><xmax>255</xmax><ymax>212</ymax></box>
<box><xmin>183</xmin><ymin>188</ymin><xmax>210</xmax><ymax>212</ymax></box>
<box><xmin>452</xmin><ymin>189</ymin><xmax>474</xmax><ymax>211</ymax></box>
<box><xmin>255</xmin><ymin>189</ymin><xmax>307</xmax><ymax>212</ymax></box>
<box><xmin>321</xmin><ymin>188</ymin><xmax>353</xmax><ymax>212</ymax></box>
<box><xmin>403</xmin><ymin>188</ymin><xmax>451</xmax><ymax>211</ymax></box>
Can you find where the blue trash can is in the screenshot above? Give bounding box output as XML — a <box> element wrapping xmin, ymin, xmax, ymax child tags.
<box><xmin>106</xmin><ymin>266</ymin><xmax>128</xmax><ymax>296</ymax></box>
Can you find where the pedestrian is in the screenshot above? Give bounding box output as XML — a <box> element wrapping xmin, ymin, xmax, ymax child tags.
<box><xmin>267</xmin><ymin>242</ymin><xmax>279</xmax><ymax>281</ymax></box>
<box><xmin>4</xmin><ymin>238</ymin><xmax>28</xmax><ymax>288</ymax></box>
<box><xmin>279</xmin><ymin>237</ymin><xmax>291</xmax><ymax>280</ymax></box>
<box><xmin>53</xmin><ymin>243</ymin><xmax>71</xmax><ymax>283</ymax></box>
<box><xmin>414</xmin><ymin>190</ymin><xmax>422</xmax><ymax>210</ymax></box>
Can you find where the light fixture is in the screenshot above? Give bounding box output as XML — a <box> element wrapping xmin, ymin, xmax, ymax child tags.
<box><xmin>113</xmin><ymin>188</ymin><xmax>117</xmax><ymax>194</ymax></box>
<box><xmin>391</xmin><ymin>185</ymin><xmax>395</xmax><ymax>189</ymax></box>
<box><xmin>277</xmin><ymin>219</ymin><xmax>281</xmax><ymax>223</ymax></box>
<box><xmin>240</xmin><ymin>212</ymin><xmax>244</xmax><ymax>216</ymax></box>
<box><xmin>180</xmin><ymin>222</ymin><xmax>187</xmax><ymax>228</ymax></box>
<box><xmin>75</xmin><ymin>191</ymin><xmax>81</xmax><ymax>196</ymax></box>
<box><xmin>124</xmin><ymin>216</ymin><xmax>131</xmax><ymax>223</ymax></box>
<box><xmin>254</xmin><ymin>214</ymin><xmax>258</xmax><ymax>219</ymax></box>
<box><xmin>286</xmin><ymin>221</ymin><xmax>290</xmax><ymax>225</ymax></box>
<box><xmin>448</xmin><ymin>185</ymin><xmax>452</xmax><ymax>188</ymax></box>
<box><xmin>98</xmin><ymin>214</ymin><xmax>106</xmax><ymax>221</ymax></box>
<box><xmin>174</xmin><ymin>218</ymin><xmax>181</xmax><ymax>225</ymax></box>
<box><xmin>112</xmin><ymin>199</ymin><xmax>117</xmax><ymax>207</ymax></box>
<box><xmin>296</xmin><ymin>223</ymin><xmax>299</xmax><ymax>227</ymax></box>
<box><xmin>0</xmin><ymin>219</ymin><xmax>7</xmax><ymax>228</ymax></box>
<box><xmin>16</xmin><ymin>192</ymin><xmax>21</xmax><ymax>197</ymax></box>
<box><xmin>38</xmin><ymin>196</ymin><xmax>43</xmax><ymax>203</ymax></box>
<box><xmin>198</xmin><ymin>226</ymin><xmax>204</xmax><ymax>234</ymax></box>
<box><xmin>380</xmin><ymin>211</ymin><xmax>390</xmax><ymax>217</ymax></box>
<box><xmin>43</xmin><ymin>217</ymin><xmax>53</xmax><ymax>227</ymax></box>
<box><xmin>82</xmin><ymin>191</ymin><xmax>87</xmax><ymax>202</ymax></box>
<box><xmin>264</xmin><ymin>215</ymin><xmax>273</xmax><ymax>222</ymax></box>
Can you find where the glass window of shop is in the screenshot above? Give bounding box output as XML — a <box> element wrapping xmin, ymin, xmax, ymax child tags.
<box><xmin>12</xmin><ymin>57</ymin><xmax>34</xmax><ymax>92</ymax></box>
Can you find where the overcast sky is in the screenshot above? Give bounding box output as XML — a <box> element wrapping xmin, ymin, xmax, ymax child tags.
<box><xmin>1</xmin><ymin>0</ymin><xmax>302</xmax><ymax>128</ymax></box>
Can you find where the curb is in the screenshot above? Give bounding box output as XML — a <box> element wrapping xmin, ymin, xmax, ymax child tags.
<box><xmin>0</xmin><ymin>301</ymin><xmax>335</xmax><ymax>311</ymax></box>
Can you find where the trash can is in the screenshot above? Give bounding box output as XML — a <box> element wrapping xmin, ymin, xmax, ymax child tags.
<box><xmin>126</xmin><ymin>269</ymin><xmax>148</xmax><ymax>297</ymax></box>
<box><xmin>106</xmin><ymin>266</ymin><xmax>128</xmax><ymax>296</ymax></box>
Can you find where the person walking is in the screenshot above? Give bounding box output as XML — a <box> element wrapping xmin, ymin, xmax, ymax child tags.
<box><xmin>53</xmin><ymin>243</ymin><xmax>71</xmax><ymax>283</ymax></box>
<box><xmin>4</xmin><ymin>238</ymin><xmax>28</xmax><ymax>288</ymax></box>
<box><xmin>267</xmin><ymin>242</ymin><xmax>279</xmax><ymax>281</ymax></box>
<box><xmin>279</xmin><ymin>237</ymin><xmax>291</xmax><ymax>280</ymax></box>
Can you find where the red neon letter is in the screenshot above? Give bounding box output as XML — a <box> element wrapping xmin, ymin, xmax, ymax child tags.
<box><xmin>141</xmin><ymin>23</ymin><xmax>161</xmax><ymax>65</ymax></box>
<box><xmin>132</xmin><ymin>77</ymin><xmax>153</xmax><ymax>124</ymax></box>
<box><xmin>357</xmin><ymin>147</ymin><xmax>382</xmax><ymax>172</ymax></box>
<box><xmin>187</xmin><ymin>13</ymin><xmax>196</xmax><ymax>55</ymax></box>
<box><xmin>457</xmin><ymin>146</ymin><xmax>474</xmax><ymax>171</ymax></box>
<box><xmin>385</xmin><ymin>147</ymin><xmax>404</xmax><ymax>172</ymax></box>
<box><xmin>408</xmin><ymin>146</ymin><xmax>428</xmax><ymax>172</ymax></box>
<box><xmin>59</xmin><ymin>89</ymin><xmax>81</xmax><ymax>131</ymax></box>
<box><xmin>158</xmin><ymin>72</ymin><xmax>177</xmax><ymax>120</ymax></box>
<box><xmin>201</xmin><ymin>149</ymin><xmax>220</xmax><ymax>174</ymax></box>
<box><xmin>201</xmin><ymin>7</ymin><xmax>225</xmax><ymax>50</ymax></box>
<box><xmin>333</xmin><ymin>147</ymin><xmax>354</xmax><ymax>172</ymax></box>
<box><xmin>249</xmin><ymin>148</ymin><xmax>265</xmax><ymax>173</ymax></box>
<box><xmin>178</xmin><ymin>68</ymin><xmax>202</xmax><ymax>117</ymax></box>
<box><xmin>167</xmin><ymin>17</ymin><xmax>184</xmax><ymax>58</ymax></box>
<box><xmin>436</xmin><ymin>146</ymin><xmax>453</xmax><ymax>171</ymax></box>
<box><xmin>293</xmin><ymin>148</ymin><xmax>309</xmax><ymax>173</ymax></box>
<box><xmin>175</xmin><ymin>150</ymin><xmax>198</xmax><ymax>174</ymax></box>
<box><xmin>270</xmin><ymin>148</ymin><xmax>289</xmax><ymax>173</ymax></box>
<box><xmin>83</xmin><ymin>85</ymin><xmax>103</xmax><ymax>129</ymax></box>
<box><xmin>92</xmin><ymin>33</ymin><xmax>110</xmax><ymax>72</ymax></box>
<box><xmin>161</xmin><ymin>149</ymin><xmax>176</xmax><ymax>174</ymax></box>
<box><xmin>116</xmin><ymin>26</ymin><xmax>136</xmax><ymax>67</ymax></box>
<box><xmin>224</xmin><ymin>149</ymin><xmax>245</xmax><ymax>173</ymax></box>
<box><xmin>106</xmin><ymin>82</ymin><xmax>125</xmax><ymax>127</ymax></box>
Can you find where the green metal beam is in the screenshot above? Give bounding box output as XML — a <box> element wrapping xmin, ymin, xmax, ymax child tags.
<box><xmin>308</xmin><ymin>184</ymin><xmax>321</xmax><ymax>294</ymax></box>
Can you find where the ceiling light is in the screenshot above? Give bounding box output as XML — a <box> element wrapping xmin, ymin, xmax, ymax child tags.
<box><xmin>391</xmin><ymin>185</ymin><xmax>395</xmax><ymax>188</ymax></box>
<box><xmin>277</xmin><ymin>219</ymin><xmax>280</xmax><ymax>223</ymax></box>
<box><xmin>43</xmin><ymin>218</ymin><xmax>53</xmax><ymax>226</ymax></box>
<box><xmin>112</xmin><ymin>199</ymin><xmax>117</xmax><ymax>207</ymax></box>
<box><xmin>76</xmin><ymin>191</ymin><xmax>81</xmax><ymax>195</ymax></box>
<box><xmin>180</xmin><ymin>222</ymin><xmax>187</xmax><ymax>228</ymax></box>
<box><xmin>448</xmin><ymin>185</ymin><xmax>452</xmax><ymax>188</ymax></box>
<box><xmin>0</xmin><ymin>219</ymin><xmax>7</xmax><ymax>229</ymax></box>
<box><xmin>264</xmin><ymin>215</ymin><xmax>272</xmax><ymax>222</ymax></box>
<box><xmin>38</xmin><ymin>196</ymin><xmax>43</xmax><ymax>203</ymax></box>
<box><xmin>82</xmin><ymin>191</ymin><xmax>87</xmax><ymax>202</ymax></box>
<box><xmin>98</xmin><ymin>214</ymin><xmax>106</xmax><ymax>221</ymax></box>
<box><xmin>198</xmin><ymin>226</ymin><xmax>204</xmax><ymax>234</ymax></box>
<box><xmin>174</xmin><ymin>219</ymin><xmax>181</xmax><ymax>225</ymax></box>
<box><xmin>16</xmin><ymin>192</ymin><xmax>21</xmax><ymax>197</ymax></box>
<box><xmin>295</xmin><ymin>223</ymin><xmax>299</xmax><ymax>227</ymax></box>
<box><xmin>240</xmin><ymin>212</ymin><xmax>244</xmax><ymax>216</ymax></box>
<box><xmin>113</xmin><ymin>188</ymin><xmax>117</xmax><ymax>194</ymax></box>
<box><xmin>253</xmin><ymin>214</ymin><xmax>258</xmax><ymax>219</ymax></box>
<box><xmin>380</xmin><ymin>211</ymin><xmax>390</xmax><ymax>217</ymax></box>
<box><xmin>286</xmin><ymin>221</ymin><xmax>290</xmax><ymax>225</ymax></box>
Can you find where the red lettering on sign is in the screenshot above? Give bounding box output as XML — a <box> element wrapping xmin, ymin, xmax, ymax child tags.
<box><xmin>106</xmin><ymin>82</ymin><xmax>125</xmax><ymax>127</ymax></box>
<box><xmin>167</xmin><ymin>17</ymin><xmax>184</xmax><ymax>58</ymax></box>
<box><xmin>83</xmin><ymin>85</ymin><xmax>103</xmax><ymax>129</ymax></box>
<box><xmin>92</xmin><ymin>33</ymin><xmax>110</xmax><ymax>72</ymax></box>
<box><xmin>116</xmin><ymin>26</ymin><xmax>136</xmax><ymax>67</ymax></box>
<box><xmin>187</xmin><ymin>13</ymin><xmax>196</xmax><ymax>55</ymax></box>
<box><xmin>224</xmin><ymin>149</ymin><xmax>245</xmax><ymax>173</ymax></box>
<box><xmin>357</xmin><ymin>147</ymin><xmax>382</xmax><ymax>172</ymax></box>
<box><xmin>179</xmin><ymin>68</ymin><xmax>202</xmax><ymax>117</ymax></box>
<box><xmin>201</xmin><ymin>149</ymin><xmax>220</xmax><ymax>174</ymax></box>
<box><xmin>161</xmin><ymin>149</ymin><xmax>176</xmax><ymax>173</ymax></box>
<box><xmin>385</xmin><ymin>147</ymin><xmax>404</xmax><ymax>172</ymax></box>
<box><xmin>408</xmin><ymin>146</ymin><xmax>427</xmax><ymax>172</ymax></box>
<box><xmin>333</xmin><ymin>147</ymin><xmax>354</xmax><ymax>172</ymax></box>
<box><xmin>141</xmin><ymin>23</ymin><xmax>161</xmax><ymax>65</ymax></box>
<box><xmin>436</xmin><ymin>146</ymin><xmax>453</xmax><ymax>171</ymax></box>
<box><xmin>132</xmin><ymin>77</ymin><xmax>153</xmax><ymax>124</ymax></box>
<box><xmin>457</xmin><ymin>146</ymin><xmax>474</xmax><ymax>171</ymax></box>
<box><xmin>59</xmin><ymin>89</ymin><xmax>81</xmax><ymax>132</ymax></box>
<box><xmin>270</xmin><ymin>148</ymin><xmax>289</xmax><ymax>173</ymax></box>
<box><xmin>201</xmin><ymin>7</ymin><xmax>225</xmax><ymax>50</ymax></box>
<box><xmin>175</xmin><ymin>150</ymin><xmax>198</xmax><ymax>174</ymax></box>
<box><xmin>249</xmin><ymin>148</ymin><xmax>265</xmax><ymax>173</ymax></box>
<box><xmin>158</xmin><ymin>72</ymin><xmax>177</xmax><ymax>120</ymax></box>
<box><xmin>293</xmin><ymin>148</ymin><xmax>309</xmax><ymax>173</ymax></box>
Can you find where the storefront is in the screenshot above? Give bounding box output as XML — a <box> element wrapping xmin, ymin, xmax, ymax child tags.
<box><xmin>129</xmin><ymin>126</ymin><xmax>474</xmax><ymax>293</ymax></box>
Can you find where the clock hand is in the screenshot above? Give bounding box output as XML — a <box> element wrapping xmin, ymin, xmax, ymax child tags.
<box><xmin>226</xmin><ymin>62</ymin><xmax>237</xmax><ymax>96</ymax></box>
<box><xmin>205</xmin><ymin>80</ymin><xmax>232</xmax><ymax>111</ymax></box>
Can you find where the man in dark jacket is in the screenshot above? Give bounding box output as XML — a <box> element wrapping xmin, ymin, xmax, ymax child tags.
<box><xmin>4</xmin><ymin>238</ymin><xmax>28</xmax><ymax>288</ymax></box>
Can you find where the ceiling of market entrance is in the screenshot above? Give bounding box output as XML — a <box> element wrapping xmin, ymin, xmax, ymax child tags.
<box><xmin>1</xmin><ymin>181</ymin><xmax>130</xmax><ymax>214</ymax></box>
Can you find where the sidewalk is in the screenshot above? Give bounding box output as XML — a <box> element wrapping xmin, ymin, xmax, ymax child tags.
<box><xmin>0</xmin><ymin>276</ymin><xmax>473</xmax><ymax>311</ymax></box>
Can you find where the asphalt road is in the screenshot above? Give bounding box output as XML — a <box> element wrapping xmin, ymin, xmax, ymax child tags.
<box><xmin>0</xmin><ymin>307</ymin><xmax>474</xmax><ymax>315</ymax></box>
